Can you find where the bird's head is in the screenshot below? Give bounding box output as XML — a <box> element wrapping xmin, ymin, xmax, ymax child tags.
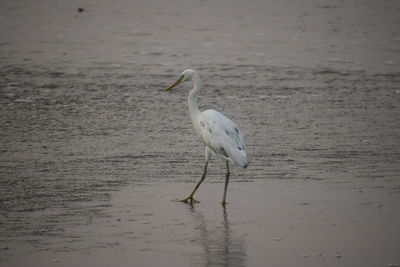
<box><xmin>165</xmin><ymin>69</ymin><xmax>197</xmax><ymax>91</ymax></box>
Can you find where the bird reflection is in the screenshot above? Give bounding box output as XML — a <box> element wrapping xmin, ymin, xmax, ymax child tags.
<box><xmin>187</xmin><ymin>205</ymin><xmax>246</xmax><ymax>267</ymax></box>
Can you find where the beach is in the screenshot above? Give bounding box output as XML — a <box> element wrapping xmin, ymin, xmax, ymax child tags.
<box><xmin>1</xmin><ymin>0</ymin><xmax>400</xmax><ymax>266</ymax></box>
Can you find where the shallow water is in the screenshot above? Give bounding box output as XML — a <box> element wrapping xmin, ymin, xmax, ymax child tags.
<box><xmin>1</xmin><ymin>0</ymin><xmax>400</xmax><ymax>265</ymax></box>
<box><xmin>1</xmin><ymin>62</ymin><xmax>399</xmax><ymax>266</ymax></box>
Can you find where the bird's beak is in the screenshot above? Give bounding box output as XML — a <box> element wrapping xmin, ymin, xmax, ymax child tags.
<box><xmin>165</xmin><ymin>75</ymin><xmax>184</xmax><ymax>91</ymax></box>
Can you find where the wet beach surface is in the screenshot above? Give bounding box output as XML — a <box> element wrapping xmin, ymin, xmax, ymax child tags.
<box><xmin>1</xmin><ymin>0</ymin><xmax>400</xmax><ymax>266</ymax></box>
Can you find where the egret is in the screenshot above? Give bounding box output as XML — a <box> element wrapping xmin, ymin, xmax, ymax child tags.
<box><xmin>165</xmin><ymin>69</ymin><xmax>248</xmax><ymax>205</ymax></box>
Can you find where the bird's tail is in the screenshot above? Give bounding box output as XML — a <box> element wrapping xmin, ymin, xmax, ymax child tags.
<box><xmin>229</xmin><ymin>149</ymin><xmax>248</xmax><ymax>168</ymax></box>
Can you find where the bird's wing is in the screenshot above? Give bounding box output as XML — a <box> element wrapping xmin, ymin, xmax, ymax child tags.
<box><xmin>197</xmin><ymin>109</ymin><xmax>247</xmax><ymax>167</ymax></box>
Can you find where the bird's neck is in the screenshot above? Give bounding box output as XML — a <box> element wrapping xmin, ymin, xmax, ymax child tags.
<box><xmin>188</xmin><ymin>73</ymin><xmax>201</xmax><ymax>118</ymax></box>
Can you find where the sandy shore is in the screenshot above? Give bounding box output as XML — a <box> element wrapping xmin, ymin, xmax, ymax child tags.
<box><xmin>2</xmin><ymin>180</ymin><xmax>400</xmax><ymax>267</ymax></box>
<box><xmin>1</xmin><ymin>0</ymin><xmax>400</xmax><ymax>266</ymax></box>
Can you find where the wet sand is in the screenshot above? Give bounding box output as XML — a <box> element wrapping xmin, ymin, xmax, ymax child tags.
<box><xmin>1</xmin><ymin>0</ymin><xmax>400</xmax><ymax>266</ymax></box>
<box><xmin>3</xmin><ymin>180</ymin><xmax>400</xmax><ymax>267</ymax></box>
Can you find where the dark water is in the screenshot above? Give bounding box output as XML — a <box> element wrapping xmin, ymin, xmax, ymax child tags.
<box><xmin>1</xmin><ymin>64</ymin><xmax>399</xmax><ymax>251</ymax></box>
<box><xmin>0</xmin><ymin>0</ymin><xmax>400</xmax><ymax>265</ymax></box>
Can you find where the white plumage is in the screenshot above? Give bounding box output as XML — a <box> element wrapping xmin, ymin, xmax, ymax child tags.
<box><xmin>165</xmin><ymin>69</ymin><xmax>248</xmax><ymax>205</ymax></box>
<box><xmin>196</xmin><ymin>109</ymin><xmax>248</xmax><ymax>168</ymax></box>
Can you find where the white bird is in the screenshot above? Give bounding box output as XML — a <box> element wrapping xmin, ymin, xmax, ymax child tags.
<box><xmin>165</xmin><ymin>69</ymin><xmax>248</xmax><ymax>205</ymax></box>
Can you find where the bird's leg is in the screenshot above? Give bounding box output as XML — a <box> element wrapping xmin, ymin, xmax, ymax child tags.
<box><xmin>222</xmin><ymin>160</ymin><xmax>230</xmax><ymax>206</ymax></box>
<box><xmin>180</xmin><ymin>161</ymin><xmax>208</xmax><ymax>204</ymax></box>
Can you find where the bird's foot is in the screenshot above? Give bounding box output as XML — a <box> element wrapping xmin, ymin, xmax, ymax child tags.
<box><xmin>180</xmin><ymin>196</ymin><xmax>199</xmax><ymax>204</ymax></box>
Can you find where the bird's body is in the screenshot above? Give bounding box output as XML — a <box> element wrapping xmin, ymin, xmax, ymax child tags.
<box><xmin>195</xmin><ymin>109</ymin><xmax>248</xmax><ymax>168</ymax></box>
<box><xmin>165</xmin><ymin>69</ymin><xmax>248</xmax><ymax>205</ymax></box>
